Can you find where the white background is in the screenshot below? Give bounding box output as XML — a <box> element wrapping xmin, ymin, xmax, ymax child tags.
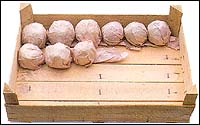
<box><xmin>1</xmin><ymin>1</ymin><xmax>199</xmax><ymax>124</ymax></box>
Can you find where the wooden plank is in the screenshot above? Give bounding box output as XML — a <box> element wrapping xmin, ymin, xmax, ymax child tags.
<box><xmin>179</xmin><ymin>25</ymin><xmax>198</xmax><ymax>105</ymax></box>
<box><xmin>8</xmin><ymin>27</ymin><xmax>21</xmax><ymax>91</ymax></box>
<box><xmin>179</xmin><ymin>25</ymin><xmax>197</xmax><ymax>92</ymax></box>
<box><xmin>6</xmin><ymin>105</ymin><xmax>194</xmax><ymax>114</ymax></box>
<box><xmin>15</xmin><ymin>82</ymin><xmax>185</xmax><ymax>101</ymax></box>
<box><xmin>40</xmin><ymin>46</ymin><xmax>180</xmax><ymax>65</ymax></box>
<box><xmin>33</xmin><ymin>14</ymin><xmax>168</xmax><ymax>29</ymax></box>
<box><xmin>38</xmin><ymin>47</ymin><xmax>181</xmax><ymax>65</ymax></box>
<box><xmin>32</xmin><ymin>7</ymin><xmax>181</xmax><ymax>38</ymax></box>
<box><xmin>17</xmin><ymin>65</ymin><xmax>183</xmax><ymax>82</ymax></box>
<box><xmin>6</xmin><ymin>114</ymin><xmax>190</xmax><ymax>123</ymax></box>
<box><xmin>107</xmin><ymin>46</ymin><xmax>181</xmax><ymax>64</ymax></box>
<box><xmin>179</xmin><ymin>25</ymin><xmax>193</xmax><ymax>92</ymax></box>
<box><xmin>5</xmin><ymin>104</ymin><xmax>194</xmax><ymax>122</ymax></box>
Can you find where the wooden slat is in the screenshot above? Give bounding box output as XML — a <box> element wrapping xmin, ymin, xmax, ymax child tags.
<box><xmin>8</xmin><ymin>27</ymin><xmax>21</xmax><ymax>91</ymax></box>
<box><xmin>108</xmin><ymin>46</ymin><xmax>181</xmax><ymax>64</ymax></box>
<box><xmin>33</xmin><ymin>6</ymin><xmax>181</xmax><ymax>37</ymax></box>
<box><xmin>15</xmin><ymin>82</ymin><xmax>185</xmax><ymax>101</ymax></box>
<box><xmin>5</xmin><ymin>104</ymin><xmax>194</xmax><ymax>122</ymax></box>
<box><xmin>6</xmin><ymin>114</ymin><xmax>190</xmax><ymax>123</ymax></box>
<box><xmin>33</xmin><ymin>47</ymin><xmax>181</xmax><ymax>66</ymax></box>
<box><xmin>7</xmin><ymin>117</ymin><xmax>190</xmax><ymax>123</ymax></box>
<box><xmin>179</xmin><ymin>25</ymin><xmax>198</xmax><ymax>105</ymax></box>
<box><xmin>33</xmin><ymin>14</ymin><xmax>168</xmax><ymax>29</ymax></box>
<box><xmin>179</xmin><ymin>25</ymin><xmax>196</xmax><ymax>92</ymax></box>
<box><xmin>17</xmin><ymin>64</ymin><xmax>183</xmax><ymax>82</ymax></box>
<box><xmin>40</xmin><ymin>46</ymin><xmax>181</xmax><ymax>65</ymax></box>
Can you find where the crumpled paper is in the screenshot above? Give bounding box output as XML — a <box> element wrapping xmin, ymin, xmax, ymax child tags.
<box><xmin>22</xmin><ymin>22</ymin><xmax>47</xmax><ymax>48</ymax></box>
<box><xmin>47</xmin><ymin>20</ymin><xmax>75</xmax><ymax>46</ymax></box>
<box><xmin>45</xmin><ymin>42</ymin><xmax>72</xmax><ymax>69</ymax></box>
<box><xmin>124</xmin><ymin>22</ymin><xmax>147</xmax><ymax>46</ymax></box>
<box><xmin>18</xmin><ymin>43</ymin><xmax>45</xmax><ymax>70</ymax></box>
<box><xmin>102</xmin><ymin>21</ymin><xmax>124</xmax><ymax>45</ymax></box>
<box><xmin>75</xmin><ymin>19</ymin><xmax>102</xmax><ymax>48</ymax></box>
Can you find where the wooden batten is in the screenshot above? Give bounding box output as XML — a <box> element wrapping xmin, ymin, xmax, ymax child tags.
<box><xmin>3</xmin><ymin>83</ymin><xmax>19</xmax><ymax>105</ymax></box>
<box><xmin>8</xmin><ymin>26</ymin><xmax>21</xmax><ymax>91</ymax></box>
<box><xmin>179</xmin><ymin>25</ymin><xmax>198</xmax><ymax>105</ymax></box>
<box><xmin>5</xmin><ymin>104</ymin><xmax>193</xmax><ymax>123</ymax></box>
<box><xmin>20</xmin><ymin>3</ymin><xmax>34</xmax><ymax>28</ymax></box>
<box><xmin>178</xmin><ymin>24</ymin><xmax>198</xmax><ymax>105</ymax></box>
<box><xmin>168</xmin><ymin>5</ymin><xmax>183</xmax><ymax>37</ymax></box>
<box><xmin>33</xmin><ymin>14</ymin><xmax>169</xmax><ymax>30</ymax></box>
<box><xmin>4</xmin><ymin>20</ymin><xmax>22</xmax><ymax>106</ymax></box>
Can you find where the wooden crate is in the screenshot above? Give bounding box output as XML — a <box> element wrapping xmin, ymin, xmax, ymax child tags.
<box><xmin>4</xmin><ymin>3</ymin><xmax>198</xmax><ymax>123</ymax></box>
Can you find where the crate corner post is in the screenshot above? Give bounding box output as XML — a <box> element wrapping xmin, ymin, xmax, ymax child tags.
<box><xmin>3</xmin><ymin>83</ymin><xmax>19</xmax><ymax>105</ymax></box>
<box><xmin>183</xmin><ymin>85</ymin><xmax>198</xmax><ymax>105</ymax></box>
<box><xmin>20</xmin><ymin>3</ymin><xmax>34</xmax><ymax>28</ymax></box>
<box><xmin>168</xmin><ymin>5</ymin><xmax>183</xmax><ymax>37</ymax></box>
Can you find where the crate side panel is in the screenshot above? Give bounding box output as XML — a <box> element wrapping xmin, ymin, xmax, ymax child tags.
<box><xmin>179</xmin><ymin>25</ymin><xmax>198</xmax><ymax>105</ymax></box>
<box><xmin>6</xmin><ymin>105</ymin><xmax>193</xmax><ymax>122</ymax></box>
<box><xmin>179</xmin><ymin>25</ymin><xmax>194</xmax><ymax>93</ymax></box>
<box><xmin>8</xmin><ymin>27</ymin><xmax>21</xmax><ymax>91</ymax></box>
<box><xmin>33</xmin><ymin>14</ymin><xmax>168</xmax><ymax>29</ymax></box>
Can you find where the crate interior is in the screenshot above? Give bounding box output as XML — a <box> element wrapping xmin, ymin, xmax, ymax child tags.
<box><xmin>15</xmin><ymin>15</ymin><xmax>188</xmax><ymax>105</ymax></box>
<box><xmin>13</xmin><ymin>9</ymin><xmax>187</xmax><ymax>106</ymax></box>
<box><xmin>16</xmin><ymin>46</ymin><xmax>184</xmax><ymax>104</ymax></box>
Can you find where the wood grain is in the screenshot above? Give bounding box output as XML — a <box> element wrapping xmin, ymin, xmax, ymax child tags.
<box><xmin>179</xmin><ymin>25</ymin><xmax>193</xmax><ymax>92</ymax></box>
<box><xmin>33</xmin><ymin>14</ymin><xmax>168</xmax><ymax>29</ymax></box>
<box><xmin>3</xmin><ymin>4</ymin><xmax>197</xmax><ymax>123</ymax></box>
<box><xmin>33</xmin><ymin>6</ymin><xmax>182</xmax><ymax>37</ymax></box>
<box><xmin>168</xmin><ymin>5</ymin><xmax>183</xmax><ymax>37</ymax></box>
<box><xmin>15</xmin><ymin>82</ymin><xmax>184</xmax><ymax>101</ymax></box>
<box><xmin>20</xmin><ymin>3</ymin><xmax>34</xmax><ymax>28</ymax></box>
<box><xmin>17</xmin><ymin>64</ymin><xmax>183</xmax><ymax>82</ymax></box>
<box><xmin>179</xmin><ymin>25</ymin><xmax>198</xmax><ymax>105</ymax></box>
<box><xmin>5</xmin><ymin>104</ymin><xmax>194</xmax><ymax>122</ymax></box>
<box><xmin>108</xmin><ymin>46</ymin><xmax>181</xmax><ymax>65</ymax></box>
<box><xmin>8</xmin><ymin>27</ymin><xmax>21</xmax><ymax>91</ymax></box>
